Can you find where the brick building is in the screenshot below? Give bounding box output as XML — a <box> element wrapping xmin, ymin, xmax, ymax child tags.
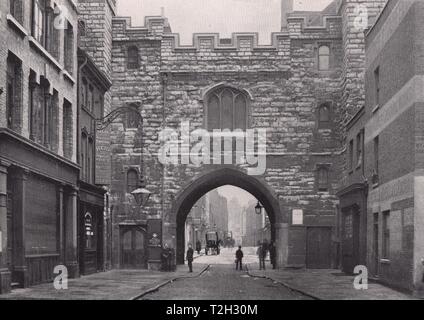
<box><xmin>363</xmin><ymin>0</ymin><xmax>424</xmax><ymax>294</ymax></box>
<box><xmin>0</xmin><ymin>0</ymin><xmax>80</xmax><ymax>293</ymax></box>
<box><xmin>77</xmin><ymin>48</ymin><xmax>112</xmax><ymax>275</ymax></box>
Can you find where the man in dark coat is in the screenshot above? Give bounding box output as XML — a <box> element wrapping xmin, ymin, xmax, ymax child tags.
<box><xmin>161</xmin><ymin>244</ymin><xmax>170</xmax><ymax>272</ymax></box>
<box><xmin>235</xmin><ymin>246</ymin><xmax>244</xmax><ymax>271</ymax></box>
<box><xmin>259</xmin><ymin>240</ymin><xmax>269</xmax><ymax>270</ymax></box>
<box><xmin>196</xmin><ymin>240</ymin><xmax>202</xmax><ymax>255</ymax></box>
<box><xmin>186</xmin><ymin>244</ymin><xmax>194</xmax><ymax>273</ymax></box>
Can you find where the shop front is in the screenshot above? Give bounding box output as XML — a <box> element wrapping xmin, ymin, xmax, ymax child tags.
<box><xmin>78</xmin><ymin>182</ymin><xmax>106</xmax><ymax>275</ymax></box>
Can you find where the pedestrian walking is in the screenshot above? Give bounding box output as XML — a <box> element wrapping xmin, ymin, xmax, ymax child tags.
<box><xmin>196</xmin><ymin>240</ymin><xmax>202</xmax><ymax>255</ymax></box>
<box><xmin>235</xmin><ymin>246</ymin><xmax>244</xmax><ymax>271</ymax></box>
<box><xmin>269</xmin><ymin>241</ymin><xmax>276</xmax><ymax>270</ymax></box>
<box><xmin>257</xmin><ymin>242</ymin><xmax>265</xmax><ymax>270</ymax></box>
<box><xmin>260</xmin><ymin>240</ymin><xmax>269</xmax><ymax>270</ymax></box>
<box><xmin>186</xmin><ymin>244</ymin><xmax>194</xmax><ymax>273</ymax></box>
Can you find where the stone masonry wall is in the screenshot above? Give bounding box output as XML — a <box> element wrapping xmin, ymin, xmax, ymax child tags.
<box><xmin>111</xmin><ymin>13</ymin><xmax>343</xmax><ymax>267</ymax></box>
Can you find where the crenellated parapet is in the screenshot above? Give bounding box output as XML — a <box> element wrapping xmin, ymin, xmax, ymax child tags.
<box><xmin>112</xmin><ymin>15</ymin><xmax>171</xmax><ymax>42</ymax></box>
<box><xmin>287</xmin><ymin>14</ymin><xmax>342</xmax><ymax>39</ymax></box>
<box><xmin>162</xmin><ymin>32</ymin><xmax>290</xmax><ymax>52</ymax></box>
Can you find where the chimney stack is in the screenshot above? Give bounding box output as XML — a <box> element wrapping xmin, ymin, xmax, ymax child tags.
<box><xmin>281</xmin><ymin>0</ymin><xmax>294</xmax><ymax>30</ymax></box>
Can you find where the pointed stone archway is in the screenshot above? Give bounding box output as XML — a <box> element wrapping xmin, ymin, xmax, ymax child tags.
<box><xmin>171</xmin><ymin>167</ymin><xmax>288</xmax><ymax>267</ymax></box>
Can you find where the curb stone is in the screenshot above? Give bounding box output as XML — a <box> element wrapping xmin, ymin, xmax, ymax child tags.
<box><xmin>131</xmin><ymin>265</ymin><xmax>211</xmax><ymax>300</ymax></box>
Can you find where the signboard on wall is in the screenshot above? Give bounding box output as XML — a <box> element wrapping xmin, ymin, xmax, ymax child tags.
<box><xmin>147</xmin><ymin>219</ymin><xmax>163</xmax><ymax>262</ymax></box>
<box><xmin>292</xmin><ymin>209</ymin><xmax>304</xmax><ymax>225</ymax></box>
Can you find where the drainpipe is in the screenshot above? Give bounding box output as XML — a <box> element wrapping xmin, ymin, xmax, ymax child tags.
<box><xmin>161</xmin><ymin>73</ymin><xmax>168</xmax><ymax>223</ymax></box>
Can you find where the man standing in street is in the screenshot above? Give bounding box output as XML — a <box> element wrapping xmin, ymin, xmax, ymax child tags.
<box><xmin>161</xmin><ymin>244</ymin><xmax>170</xmax><ymax>272</ymax></box>
<box><xmin>235</xmin><ymin>246</ymin><xmax>244</xmax><ymax>271</ymax></box>
<box><xmin>186</xmin><ymin>244</ymin><xmax>194</xmax><ymax>273</ymax></box>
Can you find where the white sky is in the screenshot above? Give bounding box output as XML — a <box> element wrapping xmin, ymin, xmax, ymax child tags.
<box><xmin>217</xmin><ymin>186</ymin><xmax>256</xmax><ymax>208</ymax></box>
<box><xmin>117</xmin><ymin>0</ymin><xmax>333</xmax><ymax>44</ymax></box>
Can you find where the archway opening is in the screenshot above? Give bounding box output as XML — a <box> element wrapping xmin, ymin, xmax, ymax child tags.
<box><xmin>174</xmin><ymin>168</ymin><xmax>281</xmax><ymax>265</ymax></box>
<box><xmin>183</xmin><ymin>186</ymin><xmax>272</xmax><ymax>265</ymax></box>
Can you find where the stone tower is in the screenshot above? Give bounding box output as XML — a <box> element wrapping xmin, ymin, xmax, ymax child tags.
<box><xmin>339</xmin><ymin>0</ymin><xmax>387</xmax><ymax>128</ymax></box>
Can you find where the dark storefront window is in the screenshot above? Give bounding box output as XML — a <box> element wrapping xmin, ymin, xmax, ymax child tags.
<box><xmin>25</xmin><ymin>175</ymin><xmax>58</xmax><ymax>255</ymax></box>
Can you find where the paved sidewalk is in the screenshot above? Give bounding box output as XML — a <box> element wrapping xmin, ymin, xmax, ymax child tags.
<box><xmin>0</xmin><ymin>264</ymin><xmax>208</xmax><ymax>300</ymax></box>
<box><xmin>246</xmin><ymin>263</ymin><xmax>417</xmax><ymax>300</ymax></box>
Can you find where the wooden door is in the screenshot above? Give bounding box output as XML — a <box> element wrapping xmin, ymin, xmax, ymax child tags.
<box><xmin>306</xmin><ymin>227</ymin><xmax>332</xmax><ymax>269</ymax></box>
<box><xmin>121</xmin><ymin>227</ymin><xmax>147</xmax><ymax>269</ymax></box>
<box><xmin>341</xmin><ymin>210</ymin><xmax>360</xmax><ymax>274</ymax></box>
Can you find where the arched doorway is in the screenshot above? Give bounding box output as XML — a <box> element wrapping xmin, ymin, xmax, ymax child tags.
<box><xmin>172</xmin><ymin>167</ymin><xmax>284</xmax><ymax>265</ymax></box>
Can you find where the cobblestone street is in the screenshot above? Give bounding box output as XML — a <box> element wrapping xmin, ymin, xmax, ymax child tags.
<box><xmin>141</xmin><ymin>248</ymin><xmax>311</xmax><ymax>300</ymax></box>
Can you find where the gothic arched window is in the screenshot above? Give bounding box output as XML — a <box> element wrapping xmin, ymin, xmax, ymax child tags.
<box><xmin>127</xmin><ymin>169</ymin><xmax>139</xmax><ymax>193</ymax></box>
<box><xmin>206</xmin><ymin>87</ymin><xmax>248</xmax><ymax>130</ymax></box>
<box><xmin>127</xmin><ymin>46</ymin><xmax>139</xmax><ymax>70</ymax></box>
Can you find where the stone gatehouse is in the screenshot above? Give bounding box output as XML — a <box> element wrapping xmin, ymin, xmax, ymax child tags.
<box><xmin>101</xmin><ymin>0</ymin><xmax>387</xmax><ymax>270</ymax></box>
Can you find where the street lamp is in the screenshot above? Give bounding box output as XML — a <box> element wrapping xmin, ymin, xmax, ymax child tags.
<box><xmin>255</xmin><ymin>201</ymin><xmax>263</xmax><ymax>215</ymax></box>
<box><xmin>131</xmin><ymin>187</ymin><xmax>152</xmax><ymax>207</ymax></box>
